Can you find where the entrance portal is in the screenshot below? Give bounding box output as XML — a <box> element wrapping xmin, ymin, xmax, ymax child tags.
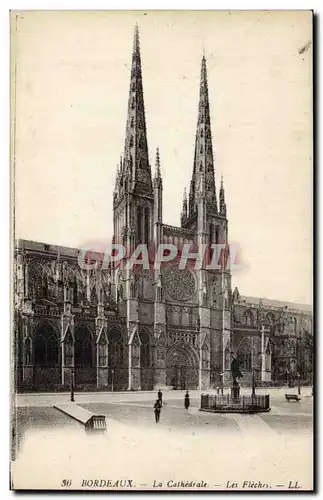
<box><xmin>166</xmin><ymin>342</ymin><xmax>199</xmax><ymax>390</ymax></box>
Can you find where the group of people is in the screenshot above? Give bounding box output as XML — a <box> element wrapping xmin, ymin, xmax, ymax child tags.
<box><xmin>153</xmin><ymin>390</ymin><xmax>190</xmax><ymax>423</ymax></box>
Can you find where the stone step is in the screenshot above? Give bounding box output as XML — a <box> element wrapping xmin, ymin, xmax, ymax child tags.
<box><xmin>53</xmin><ymin>403</ymin><xmax>106</xmax><ymax>432</ymax></box>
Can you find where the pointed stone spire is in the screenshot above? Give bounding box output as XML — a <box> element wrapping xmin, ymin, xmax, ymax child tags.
<box><xmin>114</xmin><ymin>164</ymin><xmax>120</xmax><ymax>193</ymax></box>
<box><xmin>219</xmin><ymin>175</ymin><xmax>227</xmax><ymax>217</ymax></box>
<box><xmin>188</xmin><ymin>55</ymin><xmax>217</xmax><ymax>216</ymax></box>
<box><xmin>181</xmin><ymin>187</ymin><xmax>188</xmax><ymax>225</ymax></box>
<box><xmin>154</xmin><ymin>147</ymin><xmax>162</xmax><ymax>188</ymax></box>
<box><xmin>123</xmin><ymin>25</ymin><xmax>152</xmax><ymax>194</ymax></box>
<box><xmin>119</xmin><ymin>154</ymin><xmax>123</xmax><ymax>175</ymax></box>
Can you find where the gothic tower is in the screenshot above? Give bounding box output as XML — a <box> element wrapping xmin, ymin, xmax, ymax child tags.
<box><xmin>113</xmin><ymin>25</ymin><xmax>154</xmax><ymax>250</ymax></box>
<box><xmin>182</xmin><ymin>54</ymin><xmax>232</xmax><ymax>386</ymax></box>
<box><xmin>112</xmin><ymin>26</ymin><xmax>156</xmax><ymax>390</ymax></box>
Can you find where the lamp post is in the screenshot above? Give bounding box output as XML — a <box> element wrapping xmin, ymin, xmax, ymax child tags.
<box><xmin>111</xmin><ymin>368</ymin><xmax>114</xmax><ymax>392</ymax></box>
<box><xmin>297</xmin><ymin>372</ymin><xmax>301</xmax><ymax>396</ymax></box>
<box><xmin>70</xmin><ymin>366</ymin><xmax>75</xmax><ymax>402</ymax></box>
<box><xmin>251</xmin><ymin>366</ymin><xmax>256</xmax><ymax>397</ymax></box>
<box><xmin>251</xmin><ymin>338</ymin><xmax>259</xmax><ymax>398</ymax></box>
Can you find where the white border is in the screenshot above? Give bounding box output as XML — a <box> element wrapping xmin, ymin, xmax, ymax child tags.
<box><xmin>2</xmin><ymin>2</ymin><xmax>320</xmax><ymax>498</ymax></box>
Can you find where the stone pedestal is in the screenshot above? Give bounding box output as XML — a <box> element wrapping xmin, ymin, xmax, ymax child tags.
<box><xmin>231</xmin><ymin>382</ymin><xmax>240</xmax><ymax>400</ymax></box>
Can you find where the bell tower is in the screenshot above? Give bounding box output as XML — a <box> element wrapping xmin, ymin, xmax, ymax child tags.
<box><xmin>113</xmin><ymin>25</ymin><xmax>154</xmax><ymax>250</ymax></box>
<box><xmin>182</xmin><ymin>54</ymin><xmax>232</xmax><ymax>387</ymax></box>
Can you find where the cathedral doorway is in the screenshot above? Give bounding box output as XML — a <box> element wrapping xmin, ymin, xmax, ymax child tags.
<box><xmin>166</xmin><ymin>342</ymin><xmax>199</xmax><ymax>390</ymax></box>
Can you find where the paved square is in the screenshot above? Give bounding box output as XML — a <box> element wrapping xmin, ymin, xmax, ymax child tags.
<box><xmin>12</xmin><ymin>387</ymin><xmax>313</xmax><ymax>491</ymax></box>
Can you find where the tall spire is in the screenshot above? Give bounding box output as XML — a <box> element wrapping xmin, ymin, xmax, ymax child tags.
<box><xmin>122</xmin><ymin>25</ymin><xmax>152</xmax><ymax>195</ymax></box>
<box><xmin>188</xmin><ymin>55</ymin><xmax>217</xmax><ymax>216</ymax></box>
<box><xmin>219</xmin><ymin>175</ymin><xmax>227</xmax><ymax>217</ymax></box>
<box><xmin>181</xmin><ymin>187</ymin><xmax>188</xmax><ymax>225</ymax></box>
<box><xmin>154</xmin><ymin>147</ymin><xmax>162</xmax><ymax>187</ymax></box>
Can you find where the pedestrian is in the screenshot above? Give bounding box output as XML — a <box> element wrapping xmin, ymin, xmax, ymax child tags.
<box><xmin>154</xmin><ymin>399</ymin><xmax>162</xmax><ymax>423</ymax></box>
<box><xmin>184</xmin><ymin>390</ymin><xmax>190</xmax><ymax>410</ymax></box>
<box><xmin>157</xmin><ymin>389</ymin><xmax>163</xmax><ymax>406</ymax></box>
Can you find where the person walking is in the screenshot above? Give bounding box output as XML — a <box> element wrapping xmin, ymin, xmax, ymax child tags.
<box><xmin>154</xmin><ymin>399</ymin><xmax>162</xmax><ymax>423</ymax></box>
<box><xmin>157</xmin><ymin>389</ymin><xmax>163</xmax><ymax>406</ymax></box>
<box><xmin>184</xmin><ymin>390</ymin><xmax>190</xmax><ymax>410</ymax></box>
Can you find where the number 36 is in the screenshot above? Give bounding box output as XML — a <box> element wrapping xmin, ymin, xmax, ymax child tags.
<box><xmin>61</xmin><ymin>479</ymin><xmax>72</xmax><ymax>487</ymax></box>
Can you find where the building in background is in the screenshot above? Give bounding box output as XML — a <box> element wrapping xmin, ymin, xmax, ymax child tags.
<box><xmin>13</xmin><ymin>27</ymin><xmax>313</xmax><ymax>392</ymax></box>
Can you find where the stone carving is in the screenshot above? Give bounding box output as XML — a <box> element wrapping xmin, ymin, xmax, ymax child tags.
<box><xmin>168</xmin><ymin>330</ymin><xmax>197</xmax><ymax>347</ymax></box>
<box><xmin>202</xmin><ymin>279</ymin><xmax>208</xmax><ymax>306</ymax></box>
<box><xmin>162</xmin><ymin>266</ymin><xmax>195</xmax><ymax>301</ymax></box>
<box><xmin>155</xmin><ymin>272</ymin><xmax>164</xmax><ymax>302</ymax></box>
<box><xmin>129</xmin><ymin>272</ymin><xmax>138</xmax><ymax>298</ymax></box>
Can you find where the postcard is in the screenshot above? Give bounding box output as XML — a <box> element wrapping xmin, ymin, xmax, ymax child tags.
<box><xmin>10</xmin><ymin>10</ymin><xmax>313</xmax><ymax>491</ymax></box>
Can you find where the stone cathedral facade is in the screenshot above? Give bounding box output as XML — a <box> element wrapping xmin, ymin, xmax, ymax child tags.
<box><xmin>13</xmin><ymin>27</ymin><xmax>313</xmax><ymax>392</ymax></box>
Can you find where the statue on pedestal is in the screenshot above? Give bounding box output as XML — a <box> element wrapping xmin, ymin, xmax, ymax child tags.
<box><xmin>230</xmin><ymin>356</ymin><xmax>243</xmax><ymax>399</ymax></box>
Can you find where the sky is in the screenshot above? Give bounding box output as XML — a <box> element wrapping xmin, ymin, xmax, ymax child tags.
<box><xmin>12</xmin><ymin>10</ymin><xmax>313</xmax><ymax>305</ymax></box>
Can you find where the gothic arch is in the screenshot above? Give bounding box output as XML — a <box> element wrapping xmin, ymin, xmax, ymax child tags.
<box><xmin>243</xmin><ymin>309</ymin><xmax>255</xmax><ymax>327</ymax></box>
<box><xmin>74</xmin><ymin>324</ymin><xmax>93</xmax><ymax>367</ymax></box>
<box><xmin>108</xmin><ymin>326</ymin><xmax>124</xmax><ymax>367</ymax></box>
<box><xmin>139</xmin><ymin>328</ymin><xmax>151</xmax><ymax>368</ymax></box>
<box><xmin>166</xmin><ymin>341</ymin><xmax>199</xmax><ymax>389</ymax></box>
<box><xmin>166</xmin><ymin>341</ymin><xmax>199</xmax><ymax>368</ymax></box>
<box><xmin>34</xmin><ymin>322</ymin><xmax>59</xmax><ymax>366</ymax></box>
<box><xmin>237</xmin><ymin>338</ymin><xmax>252</xmax><ymax>371</ymax></box>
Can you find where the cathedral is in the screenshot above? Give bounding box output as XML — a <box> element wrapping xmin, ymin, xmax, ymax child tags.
<box><xmin>13</xmin><ymin>27</ymin><xmax>313</xmax><ymax>392</ymax></box>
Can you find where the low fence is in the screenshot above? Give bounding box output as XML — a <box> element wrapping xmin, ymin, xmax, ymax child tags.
<box><xmin>201</xmin><ymin>394</ymin><xmax>270</xmax><ymax>412</ymax></box>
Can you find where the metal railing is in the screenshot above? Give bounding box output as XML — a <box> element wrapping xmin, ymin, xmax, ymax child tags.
<box><xmin>201</xmin><ymin>394</ymin><xmax>270</xmax><ymax>411</ymax></box>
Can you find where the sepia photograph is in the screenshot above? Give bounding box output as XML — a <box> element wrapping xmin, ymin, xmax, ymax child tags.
<box><xmin>10</xmin><ymin>10</ymin><xmax>313</xmax><ymax>491</ymax></box>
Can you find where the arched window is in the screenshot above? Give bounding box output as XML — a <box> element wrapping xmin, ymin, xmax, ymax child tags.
<box><xmin>139</xmin><ymin>330</ymin><xmax>150</xmax><ymax>368</ymax></box>
<box><xmin>243</xmin><ymin>310</ymin><xmax>254</xmax><ymax>327</ymax></box>
<box><xmin>74</xmin><ymin>326</ymin><xmax>92</xmax><ymax>367</ymax></box>
<box><xmin>237</xmin><ymin>342</ymin><xmax>252</xmax><ymax>371</ymax></box>
<box><xmin>34</xmin><ymin>323</ymin><xmax>59</xmax><ymax>366</ymax></box>
<box><xmin>108</xmin><ymin>328</ymin><xmax>124</xmax><ymax>367</ymax></box>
